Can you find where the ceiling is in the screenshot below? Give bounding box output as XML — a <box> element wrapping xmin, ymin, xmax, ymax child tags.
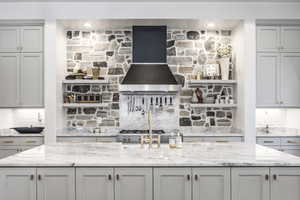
<box><xmin>2</xmin><ymin>0</ymin><xmax>300</xmax><ymax>2</ymax></box>
<box><xmin>59</xmin><ymin>19</ymin><xmax>241</xmax><ymax>30</ymax></box>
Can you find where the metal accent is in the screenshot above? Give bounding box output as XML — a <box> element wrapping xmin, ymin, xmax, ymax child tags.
<box><xmin>187</xmin><ymin>174</ymin><xmax>191</xmax><ymax>181</ymax></box>
<box><xmin>273</xmin><ymin>174</ymin><xmax>277</xmax><ymax>181</ymax></box>
<box><xmin>30</xmin><ymin>174</ymin><xmax>34</xmax><ymax>180</ymax></box>
<box><xmin>194</xmin><ymin>174</ymin><xmax>198</xmax><ymax>181</ymax></box>
<box><xmin>116</xmin><ymin>174</ymin><xmax>120</xmax><ymax>181</ymax></box>
<box><xmin>108</xmin><ymin>174</ymin><xmax>112</xmax><ymax>180</ymax></box>
<box><xmin>119</xmin><ymin>84</ymin><xmax>181</xmax><ymax>93</ymax></box>
<box><xmin>265</xmin><ymin>174</ymin><xmax>269</xmax><ymax>181</ymax></box>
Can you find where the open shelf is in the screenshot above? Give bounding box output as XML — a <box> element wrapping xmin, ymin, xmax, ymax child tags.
<box><xmin>62</xmin><ymin>80</ymin><xmax>109</xmax><ymax>84</ymax></box>
<box><xmin>190</xmin><ymin>104</ymin><xmax>237</xmax><ymax>108</ymax></box>
<box><xmin>62</xmin><ymin>103</ymin><xmax>109</xmax><ymax>108</ymax></box>
<box><xmin>188</xmin><ymin>80</ymin><xmax>237</xmax><ymax>86</ymax></box>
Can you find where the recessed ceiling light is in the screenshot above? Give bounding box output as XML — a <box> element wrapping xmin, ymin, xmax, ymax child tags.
<box><xmin>207</xmin><ymin>23</ymin><xmax>215</xmax><ymax>28</ymax></box>
<box><xmin>84</xmin><ymin>23</ymin><xmax>92</xmax><ymax>28</ymax></box>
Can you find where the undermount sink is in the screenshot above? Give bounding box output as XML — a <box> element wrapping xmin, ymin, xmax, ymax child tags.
<box><xmin>11</xmin><ymin>127</ymin><xmax>44</xmax><ymax>134</ymax></box>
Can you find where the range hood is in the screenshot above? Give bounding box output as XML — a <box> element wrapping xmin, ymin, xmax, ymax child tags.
<box><xmin>120</xmin><ymin>26</ymin><xmax>181</xmax><ymax>92</ymax></box>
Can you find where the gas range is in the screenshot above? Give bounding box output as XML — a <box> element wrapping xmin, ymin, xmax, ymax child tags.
<box><xmin>117</xmin><ymin>130</ymin><xmax>168</xmax><ymax>143</ymax></box>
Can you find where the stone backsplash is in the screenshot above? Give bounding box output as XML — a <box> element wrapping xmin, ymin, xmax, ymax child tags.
<box><xmin>64</xmin><ymin>28</ymin><xmax>234</xmax><ymax>129</ymax></box>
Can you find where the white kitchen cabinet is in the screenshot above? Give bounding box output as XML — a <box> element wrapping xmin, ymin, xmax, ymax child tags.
<box><xmin>281</xmin><ymin>26</ymin><xmax>300</xmax><ymax>52</ymax></box>
<box><xmin>115</xmin><ymin>168</ymin><xmax>152</xmax><ymax>200</ymax></box>
<box><xmin>21</xmin><ymin>26</ymin><xmax>43</xmax><ymax>52</ymax></box>
<box><xmin>192</xmin><ymin>168</ymin><xmax>230</xmax><ymax>200</ymax></box>
<box><xmin>20</xmin><ymin>53</ymin><xmax>43</xmax><ymax>107</ymax></box>
<box><xmin>256</xmin><ymin>53</ymin><xmax>280</xmax><ymax>107</ymax></box>
<box><xmin>0</xmin><ymin>26</ymin><xmax>20</xmax><ymax>52</ymax></box>
<box><xmin>0</xmin><ymin>53</ymin><xmax>19</xmax><ymax>107</ymax></box>
<box><xmin>154</xmin><ymin>168</ymin><xmax>191</xmax><ymax>200</ymax></box>
<box><xmin>76</xmin><ymin>168</ymin><xmax>114</xmax><ymax>200</ymax></box>
<box><xmin>280</xmin><ymin>53</ymin><xmax>300</xmax><ymax>107</ymax></box>
<box><xmin>231</xmin><ymin>168</ymin><xmax>270</xmax><ymax>200</ymax></box>
<box><xmin>271</xmin><ymin>167</ymin><xmax>300</xmax><ymax>200</ymax></box>
<box><xmin>257</xmin><ymin>26</ymin><xmax>280</xmax><ymax>52</ymax></box>
<box><xmin>0</xmin><ymin>168</ymin><xmax>36</xmax><ymax>200</ymax></box>
<box><xmin>37</xmin><ymin>168</ymin><xmax>75</xmax><ymax>200</ymax></box>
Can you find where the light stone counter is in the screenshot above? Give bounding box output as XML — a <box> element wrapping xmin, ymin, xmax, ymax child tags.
<box><xmin>0</xmin><ymin>129</ymin><xmax>43</xmax><ymax>137</ymax></box>
<box><xmin>0</xmin><ymin>143</ymin><xmax>300</xmax><ymax>167</ymax></box>
<box><xmin>257</xmin><ymin>127</ymin><xmax>300</xmax><ymax>137</ymax></box>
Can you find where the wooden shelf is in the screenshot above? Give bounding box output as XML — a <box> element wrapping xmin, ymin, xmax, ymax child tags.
<box><xmin>190</xmin><ymin>104</ymin><xmax>237</xmax><ymax>108</ymax></box>
<box><xmin>62</xmin><ymin>103</ymin><xmax>109</xmax><ymax>108</ymax></box>
<box><xmin>62</xmin><ymin>80</ymin><xmax>109</xmax><ymax>84</ymax></box>
<box><xmin>188</xmin><ymin>80</ymin><xmax>237</xmax><ymax>85</ymax></box>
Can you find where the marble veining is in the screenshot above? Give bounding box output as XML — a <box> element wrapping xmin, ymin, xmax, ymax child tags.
<box><xmin>0</xmin><ymin>143</ymin><xmax>300</xmax><ymax>167</ymax></box>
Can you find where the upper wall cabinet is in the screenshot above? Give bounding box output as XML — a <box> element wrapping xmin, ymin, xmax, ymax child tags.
<box><xmin>257</xmin><ymin>26</ymin><xmax>300</xmax><ymax>53</ymax></box>
<box><xmin>257</xmin><ymin>26</ymin><xmax>280</xmax><ymax>52</ymax></box>
<box><xmin>0</xmin><ymin>26</ymin><xmax>43</xmax><ymax>53</ymax></box>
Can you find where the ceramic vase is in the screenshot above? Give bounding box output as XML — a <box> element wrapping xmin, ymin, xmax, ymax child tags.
<box><xmin>219</xmin><ymin>57</ymin><xmax>230</xmax><ymax>80</ymax></box>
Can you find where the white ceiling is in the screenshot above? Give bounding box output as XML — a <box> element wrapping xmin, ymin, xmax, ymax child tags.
<box><xmin>59</xmin><ymin>19</ymin><xmax>241</xmax><ymax>30</ymax></box>
<box><xmin>2</xmin><ymin>0</ymin><xmax>300</xmax><ymax>2</ymax></box>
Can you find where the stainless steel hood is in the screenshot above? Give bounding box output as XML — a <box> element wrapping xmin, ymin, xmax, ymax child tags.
<box><xmin>120</xmin><ymin>26</ymin><xmax>181</xmax><ymax>93</ymax></box>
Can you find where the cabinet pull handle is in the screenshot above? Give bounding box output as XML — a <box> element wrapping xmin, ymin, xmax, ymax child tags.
<box><xmin>216</xmin><ymin>140</ymin><xmax>228</xmax><ymax>143</ymax></box>
<box><xmin>26</xmin><ymin>141</ymin><xmax>37</xmax><ymax>144</ymax></box>
<box><xmin>273</xmin><ymin>174</ymin><xmax>277</xmax><ymax>181</ymax></box>
<box><xmin>38</xmin><ymin>175</ymin><xmax>42</xmax><ymax>181</ymax></box>
<box><xmin>108</xmin><ymin>174</ymin><xmax>112</xmax><ymax>180</ymax></box>
<box><xmin>287</xmin><ymin>141</ymin><xmax>298</xmax><ymax>144</ymax></box>
<box><xmin>187</xmin><ymin>174</ymin><xmax>191</xmax><ymax>181</ymax></box>
<box><xmin>265</xmin><ymin>174</ymin><xmax>269</xmax><ymax>181</ymax></box>
<box><xmin>194</xmin><ymin>174</ymin><xmax>198</xmax><ymax>181</ymax></box>
<box><xmin>116</xmin><ymin>174</ymin><xmax>119</xmax><ymax>181</ymax></box>
<box><xmin>263</xmin><ymin>141</ymin><xmax>274</xmax><ymax>143</ymax></box>
<box><xmin>3</xmin><ymin>141</ymin><xmax>14</xmax><ymax>144</ymax></box>
<box><xmin>30</xmin><ymin>174</ymin><xmax>34</xmax><ymax>180</ymax></box>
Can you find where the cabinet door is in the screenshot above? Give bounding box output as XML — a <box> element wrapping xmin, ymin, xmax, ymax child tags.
<box><xmin>0</xmin><ymin>147</ymin><xmax>18</xmax><ymax>158</ymax></box>
<box><xmin>0</xmin><ymin>168</ymin><xmax>36</xmax><ymax>200</ymax></box>
<box><xmin>115</xmin><ymin>168</ymin><xmax>152</xmax><ymax>200</ymax></box>
<box><xmin>20</xmin><ymin>53</ymin><xmax>43</xmax><ymax>107</ymax></box>
<box><xmin>0</xmin><ymin>53</ymin><xmax>19</xmax><ymax>107</ymax></box>
<box><xmin>37</xmin><ymin>168</ymin><xmax>75</xmax><ymax>200</ymax></box>
<box><xmin>257</xmin><ymin>26</ymin><xmax>280</xmax><ymax>52</ymax></box>
<box><xmin>256</xmin><ymin>53</ymin><xmax>280</xmax><ymax>107</ymax></box>
<box><xmin>21</xmin><ymin>26</ymin><xmax>43</xmax><ymax>52</ymax></box>
<box><xmin>231</xmin><ymin>168</ymin><xmax>269</xmax><ymax>200</ymax></box>
<box><xmin>281</xmin><ymin>26</ymin><xmax>300</xmax><ymax>52</ymax></box>
<box><xmin>192</xmin><ymin>168</ymin><xmax>230</xmax><ymax>200</ymax></box>
<box><xmin>0</xmin><ymin>26</ymin><xmax>20</xmax><ymax>52</ymax></box>
<box><xmin>76</xmin><ymin>168</ymin><xmax>114</xmax><ymax>200</ymax></box>
<box><xmin>271</xmin><ymin>167</ymin><xmax>300</xmax><ymax>200</ymax></box>
<box><xmin>154</xmin><ymin>168</ymin><xmax>191</xmax><ymax>200</ymax></box>
<box><xmin>280</xmin><ymin>53</ymin><xmax>300</xmax><ymax>107</ymax></box>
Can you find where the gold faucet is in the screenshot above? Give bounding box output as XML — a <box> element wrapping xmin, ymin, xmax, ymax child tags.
<box><xmin>141</xmin><ymin>110</ymin><xmax>161</xmax><ymax>148</ymax></box>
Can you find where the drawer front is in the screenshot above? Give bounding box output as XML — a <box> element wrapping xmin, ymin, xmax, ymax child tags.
<box><xmin>281</xmin><ymin>137</ymin><xmax>300</xmax><ymax>146</ymax></box>
<box><xmin>257</xmin><ymin>137</ymin><xmax>281</xmax><ymax>146</ymax></box>
<box><xmin>201</xmin><ymin>137</ymin><xmax>242</xmax><ymax>143</ymax></box>
<box><xmin>0</xmin><ymin>137</ymin><xmax>43</xmax><ymax>146</ymax></box>
<box><xmin>57</xmin><ymin>137</ymin><xmax>96</xmax><ymax>143</ymax></box>
<box><xmin>96</xmin><ymin>137</ymin><xmax>116</xmax><ymax>143</ymax></box>
<box><xmin>183</xmin><ymin>137</ymin><xmax>204</xmax><ymax>142</ymax></box>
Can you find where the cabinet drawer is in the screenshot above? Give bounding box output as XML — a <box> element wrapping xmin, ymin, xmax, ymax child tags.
<box><xmin>281</xmin><ymin>137</ymin><xmax>300</xmax><ymax>146</ymax></box>
<box><xmin>57</xmin><ymin>137</ymin><xmax>96</xmax><ymax>143</ymax></box>
<box><xmin>201</xmin><ymin>137</ymin><xmax>242</xmax><ymax>143</ymax></box>
<box><xmin>0</xmin><ymin>137</ymin><xmax>43</xmax><ymax>146</ymax></box>
<box><xmin>257</xmin><ymin>137</ymin><xmax>281</xmax><ymax>146</ymax></box>
<box><xmin>183</xmin><ymin>137</ymin><xmax>203</xmax><ymax>143</ymax></box>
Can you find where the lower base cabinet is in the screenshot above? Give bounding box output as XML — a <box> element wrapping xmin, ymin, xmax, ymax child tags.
<box><xmin>0</xmin><ymin>168</ymin><xmax>75</xmax><ymax>200</ymax></box>
<box><xmin>76</xmin><ymin>168</ymin><xmax>152</xmax><ymax>200</ymax></box>
<box><xmin>154</xmin><ymin>168</ymin><xmax>230</xmax><ymax>200</ymax></box>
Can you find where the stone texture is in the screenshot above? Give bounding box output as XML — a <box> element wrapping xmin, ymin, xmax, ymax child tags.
<box><xmin>175</xmin><ymin>41</ymin><xmax>194</xmax><ymax>48</ymax></box>
<box><xmin>187</xmin><ymin>31</ymin><xmax>200</xmax><ymax>40</ymax></box>
<box><xmin>167</xmin><ymin>40</ymin><xmax>175</xmax><ymax>48</ymax></box>
<box><xmin>167</xmin><ymin>47</ymin><xmax>176</xmax><ymax>56</ymax></box>
<box><xmin>83</xmin><ymin>107</ymin><xmax>97</xmax><ymax>115</ymax></box>
<box><xmin>108</xmin><ymin>68</ymin><xmax>124</xmax><ymax>75</ymax></box>
<box><xmin>72</xmin><ymin>85</ymin><xmax>90</xmax><ymax>93</ymax></box>
<box><xmin>180</xmin><ymin>118</ymin><xmax>192</xmax><ymax>126</ymax></box>
<box><xmin>178</xmin><ymin>67</ymin><xmax>193</xmax><ymax>74</ymax></box>
<box><xmin>180</xmin><ymin>111</ymin><xmax>190</xmax><ymax>117</ymax></box>
<box><xmin>167</xmin><ymin>57</ymin><xmax>193</xmax><ymax>65</ymax></box>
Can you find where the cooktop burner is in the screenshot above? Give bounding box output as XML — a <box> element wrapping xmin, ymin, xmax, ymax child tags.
<box><xmin>119</xmin><ymin>130</ymin><xmax>165</xmax><ymax>134</ymax></box>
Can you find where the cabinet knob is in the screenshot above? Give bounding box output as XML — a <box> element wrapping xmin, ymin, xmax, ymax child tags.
<box><xmin>273</xmin><ymin>174</ymin><xmax>277</xmax><ymax>181</ymax></box>
<box><xmin>30</xmin><ymin>174</ymin><xmax>34</xmax><ymax>180</ymax></box>
<box><xmin>38</xmin><ymin>174</ymin><xmax>42</xmax><ymax>181</ymax></box>
<box><xmin>194</xmin><ymin>174</ymin><xmax>198</xmax><ymax>181</ymax></box>
<box><xmin>116</xmin><ymin>174</ymin><xmax>119</xmax><ymax>181</ymax></box>
<box><xmin>108</xmin><ymin>174</ymin><xmax>112</xmax><ymax>180</ymax></box>
<box><xmin>265</xmin><ymin>174</ymin><xmax>269</xmax><ymax>181</ymax></box>
<box><xmin>187</xmin><ymin>174</ymin><xmax>191</xmax><ymax>181</ymax></box>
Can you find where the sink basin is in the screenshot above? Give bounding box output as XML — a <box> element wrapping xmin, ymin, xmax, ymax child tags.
<box><xmin>11</xmin><ymin>127</ymin><xmax>44</xmax><ymax>134</ymax></box>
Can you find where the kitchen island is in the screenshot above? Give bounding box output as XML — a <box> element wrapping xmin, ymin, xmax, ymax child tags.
<box><xmin>1</xmin><ymin>143</ymin><xmax>300</xmax><ymax>200</ymax></box>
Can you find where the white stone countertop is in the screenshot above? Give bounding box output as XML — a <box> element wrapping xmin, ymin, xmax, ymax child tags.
<box><xmin>183</xmin><ymin>133</ymin><xmax>243</xmax><ymax>137</ymax></box>
<box><xmin>257</xmin><ymin>128</ymin><xmax>300</xmax><ymax>137</ymax></box>
<box><xmin>1</xmin><ymin>143</ymin><xmax>300</xmax><ymax>167</ymax></box>
<box><xmin>0</xmin><ymin>129</ymin><xmax>43</xmax><ymax>137</ymax></box>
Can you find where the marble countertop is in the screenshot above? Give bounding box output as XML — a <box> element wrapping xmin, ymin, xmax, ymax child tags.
<box><xmin>257</xmin><ymin>128</ymin><xmax>300</xmax><ymax>137</ymax></box>
<box><xmin>0</xmin><ymin>129</ymin><xmax>43</xmax><ymax>137</ymax></box>
<box><xmin>1</xmin><ymin>143</ymin><xmax>300</xmax><ymax>167</ymax></box>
